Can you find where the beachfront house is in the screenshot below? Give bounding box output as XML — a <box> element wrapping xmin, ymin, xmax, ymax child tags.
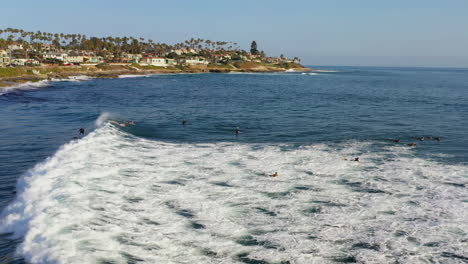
<box><xmin>11</xmin><ymin>58</ymin><xmax>40</xmax><ymax>66</ymax></box>
<box><xmin>182</xmin><ymin>57</ymin><xmax>208</xmax><ymax>66</ymax></box>
<box><xmin>7</xmin><ymin>43</ymin><xmax>24</xmax><ymax>51</ymax></box>
<box><xmin>211</xmin><ymin>54</ymin><xmax>231</xmax><ymax>64</ymax></box>
<box><xmin>65</xmin><ymin>55</ymin><xmax>84</xmax><ymax>63</ymax></box>
<box><xmin>43</xmin><ymin>52</ymin><xmax>68</xmax><ymax>61</ymax></box>
<box><xmin>171</xmin><ymin>48</ymin><xmax>196</xmax><ymax>55</ymax></box>
<box><xmin>123</xmin><ymin>53</ymin><xmax>143</xmax><ymax>63</ymax></box>
<box><xmin>83</xmin><ymin>56</ymin><xmax>103</xmax><ymax>63</ymax></box>
<box><xmin>139</xmin><ymin>57</ymin><xmax>176</xmax><ymax>67</ymax></box>
<box><xmin>0</xmin><ymin>50</ymin><xmax>11</xmax><ymax>67</ymax></box>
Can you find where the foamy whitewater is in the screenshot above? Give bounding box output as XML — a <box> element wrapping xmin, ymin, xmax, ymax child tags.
<box><xmin>0</xmin><ymin>75</ymin><xmax>92</xmax><ymax>95</ymax></box>
<box><xmin>1</xmin><ymin>122</ymin><xmax>467</xmax><ymax>264</ymax></box>
<box><xmin>1</xmin><ymin>67</ymin><xmax>468</xmax><ymax>263</ymax></box>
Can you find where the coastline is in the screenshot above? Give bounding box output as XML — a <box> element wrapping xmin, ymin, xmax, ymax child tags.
<box><xmin>0</xmin><ymin>64</ymin><xmax>313</xmax><ymax>90</ymax></box>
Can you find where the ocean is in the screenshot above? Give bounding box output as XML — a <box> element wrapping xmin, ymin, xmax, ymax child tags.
<box><xmin>0</xmin><ymin>67</ymin><xmax>467</xmax><ymax>263</ymax></box>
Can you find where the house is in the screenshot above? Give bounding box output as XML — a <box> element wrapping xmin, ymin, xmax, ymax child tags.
<box><xmin>264</xmin><ymin>57</ymin><xmax>280</xmax><ymax>64</ymax></box>
<box><xmin>43</xmin><ymin>52</ymin><xmax>68</xmax><ymax>61</ymax></box>
<box><xmin>83</xmin><ymin>56</ymin><xmax>103</xmax><ymax>63</ymax></box>
<box><xmin>211</xmin><ymin>54</ymin><xmax>231</xmax><ymax>63</ymax></box>
<box><xmin>0</xmin><ymin>50</ymin><xmax>11</xmax><ymax>67</ymax></box>
<box><xmin>65</xmin><ymin>55</ymin><xmax>84</xmax><ymax>63</ymax></box>
<box><xmin>7</xmin><ymin>43</ymin><xmax>24</xmax><ymax>50</ymax></box>
<box><xmin>171</xmin><ymin>48</ymin><xmax>196</xmax><ymax>55</ymax></box>
<box><xmin>40</xmin><ymin>44</ymin><xmax>58</xmax><ymax>52</ymax></box>
<box><xmin>123</xmin><ymin>53</ymin><xmax>143</xmax><ymax>63</ymax></box>
<box><xmin>182</xmin><ymin>57</ymin><xmax>208</xmax><ymax>65</ymax></box>
<box><xmin>139</xmin><ymin>57</ymin><xmax>176</xmax><ymax>67</ymax></box>
<box><xmin>11</xmin><ymin>58</ymin><xmax>40</xmax><ymax>66</ymax></box>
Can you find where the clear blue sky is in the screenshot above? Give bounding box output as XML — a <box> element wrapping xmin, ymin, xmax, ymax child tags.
<box><xmin>1</xmin><ymin>0</ymin><xmax>467</xmax><ymax>67</ymax></box>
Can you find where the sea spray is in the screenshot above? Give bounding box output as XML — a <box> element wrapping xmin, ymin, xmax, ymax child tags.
<box><xmin>95</xmin><ymin>112</ymin><xmax>114</xmax><ymax>127</ymax></box>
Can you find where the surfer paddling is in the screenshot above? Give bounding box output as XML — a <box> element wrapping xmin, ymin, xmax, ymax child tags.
<box><xmin>343</xmin><ymin>157</ymin><xmax>360</xmax><ymax>162</ymax></box>
<box><xmin>235</xmin><ymin>127</ymin><xmax>240</xmax><ymax>135</ymax></box>
<box><xmin>110</xmin><ymin>120</ymin><xmax>136</xmax><ymax>127</ymax></box>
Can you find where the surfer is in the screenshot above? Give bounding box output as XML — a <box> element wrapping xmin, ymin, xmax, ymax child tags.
<box><xmin>79</xmin><ymin>128</ymin><xmax>85</xmax><ymax>135</ymax></box>
<box><xmin>270</xmin><ymin>172</ymin><xmax>279</xmax><ymax>177</ymax></box>
<box><xmin>182</xmin><ymin>119</ymin><xmax>187</xmax><ymax>126</ymax></box>
<box><xmin>407</xmin><ymin>143</ymin><xmax>417</xmax><ymax>147</ymax></box>
<box><xmin>435</xmin><ymin>136</ymin><xmax>441</xmax><ymax>142</ymax></box>
<box><xmin>419</xmin><ymin>137</ymin><xmax>426</xmax><ymax>141</ymax></box>
<box><xmin>235</xmin><ymin>127</ymin><xmax>240</xmax><ymax>135</ymax></box>
<box><xmin>386</xmin><ymin>138</ymin><xmax>400</xmax><ymax>143</ymax></box>
<box><xmin>110</xmin><ymin>121</ymin><xmax>126</xmax><ymax>127</ymax></box>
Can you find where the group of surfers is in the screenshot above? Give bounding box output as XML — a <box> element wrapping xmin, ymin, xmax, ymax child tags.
<box><xmin>76</xmin><ymin>119</ymin><xmax>443</xmax><ymax>178</ymax></box>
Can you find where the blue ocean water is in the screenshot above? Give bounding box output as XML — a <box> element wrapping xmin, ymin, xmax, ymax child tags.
<box><xmin>0</xmin><ymin>67</ymin><xmax>467</xmax><ymax>263</ymax></box>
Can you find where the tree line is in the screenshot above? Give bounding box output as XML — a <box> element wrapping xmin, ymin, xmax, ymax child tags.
<box><xmin>0</xmin><ymin>28</ymin><xmax>249</xmax><ymax>56</ymax></box>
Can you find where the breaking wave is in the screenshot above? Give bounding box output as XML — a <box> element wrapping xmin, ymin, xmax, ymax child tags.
<box><xmin>0</xmin><ymin>80</ymin><xmax>51</xmax><ymax>96</ymax></box>
<box><xmin>0</xmin><ymin>76</ymin><xmax>92</xmax><ymax>96</ymax></box>
<box><xmin>1</xmin><ymin>123</ymin><xmax>467</xmax><ymax>263</ymax></box>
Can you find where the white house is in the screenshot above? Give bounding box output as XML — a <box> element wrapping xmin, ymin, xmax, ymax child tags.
<box><xmin>0</xmin><ymin>50</ymin><xmax>11</xmax><ymax>67</ymax></box>
<box><xmin>82</xmin><ymin>56</ymin><xmax>103</xmax><ymax>63</ymax></box>
<box><xmin>171</xmin><ymin>48</ymin><xmax>196</xmax><ymax>55</ymax></box>
<box><xmin>183</xmin><ymin>57</ymin><xmax>208</xmax><ymax>65</ymax></box>
<box><xmin>43</xmin><ymin>52</ymin><xmax>68</xmax><ymax>61</ymax></box>
<box><xmin>65</xmin><ymin>55</ymin><xmax>84</xmax><ymax>63</ymax></box>
<box><xmin>124</xmin><ymin>53</ymin><xmax>143</xmax><ymax>62</ymax></box>
<box><xmin>7</xmin><ymin>43</ymin><xmax>24</xmax><ymax>50</ymax></box>
<box><xmin>11</xmin><ymin>58</ymin><xmax>40</xmax><ymax>66</ymax></box>
<box><xmin>139</xmin><ymin>57</ymin><xmax>176</xmax><ymax>67</ymax></box>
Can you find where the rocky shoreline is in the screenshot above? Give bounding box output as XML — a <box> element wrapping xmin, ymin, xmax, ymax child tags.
<box><xmin>0</xmin><ymin>64</ymin><xmax>312</xmax><ymax>88</ymax></box>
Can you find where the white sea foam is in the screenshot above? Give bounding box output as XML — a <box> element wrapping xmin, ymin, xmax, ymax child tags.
<box><xmin>0</xmin><ymin>80</ymin><xmax>51</xmax><ymax>95</ymax></box>
<box><xmin>118</xmin><ymin>74</ymin><xmax>159</xmax><ymax>78</ymax></box>
<box><xmin>1</xmin><ymin>125</ymin><xmax>467</xmax><ymax>263</ymax></box>
<box><xmin>0</xmin><ymin>75</ymin><xmax>93</xmax><ymax>95</ymax></box>
<box><xmin>315</xmin><ymin>70</ymin><xmax>340</xmax><ymax>73</ymax></box>
<box><xmin>95</xmin><ymin>112</ymin><xmax>114</xmax><ymax>127</ymax></box>
<box><xmin>67</xmin><ymin>75</ymin><xmax>94</xmax><ymax>81</ymax></box>
<box><xmin>302</xmin><ymin>72</ymin><xmax>319</xmax><ymax>75</ymax></box>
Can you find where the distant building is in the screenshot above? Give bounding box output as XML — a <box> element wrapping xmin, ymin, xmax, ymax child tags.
<box><xmin>123</xmin><ymin>53</ymin><xmax>143</xmax><ymax>63</ymax></box>
<box><xmin>171</xmin><ymin>48</ymin><xmax>196</xmax><ymax>55</ymax></box>
<box><xmin>83</xmin><ymin>56</ymin><xmax>103</xmax><ymax>63</ymax></box>
<box><xmin>11</xmin><ymin>58</ymin><xmax>40</xmax><ymax>66</ymax></box>
<box><xmin>7</xmin><ymin>43</ymin><xmax>24</xmax><ymax>51</ymax></box>
<box><xmin>43</xmin><ymin>52</ymin><xmax>68</xmax><ymax>61</ymax></box>
<box><xmin>211</xmin><ymin>54</ymin><xmax>231</xmax><ymax>63</ymax></box>
<box><xmin>139</xmin><ymin>57</ymin><xmax>176</xmax><ymax>67</ymax></box>
<box><xmin>40</xmin><ymin>44</ymin><xmax>57</xmax><ymax>52</ymax></box>
<box><xmin>65</xmin><ymin>55</ymin><xmax>84</xmax><ymax>63</ymax></box>
<box><xmin>0</xmin><ymin>49</ymin><xmax>11</xmax><ymax>67</ymax></box>
<box><xmin>182</xmin><ymin>57</ymin><xmax>208</xmax><ymax>65</ymax></box>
